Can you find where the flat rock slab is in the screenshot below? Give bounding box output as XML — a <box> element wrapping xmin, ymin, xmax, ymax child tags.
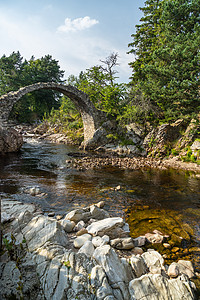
<box><xmin>87</xmin><ymin>217</ymin><xmax>124</xmax><ymax>237</ymax></box>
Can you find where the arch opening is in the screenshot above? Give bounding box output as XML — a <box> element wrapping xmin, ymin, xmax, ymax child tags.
<box><xmin>0</xmin><ymin>82</ymin><xmax>107</xmax><ymax>142</ymax></box>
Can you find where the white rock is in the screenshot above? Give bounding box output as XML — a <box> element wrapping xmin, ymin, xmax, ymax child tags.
<box><xmin>87</xmin><ymin>217</ymin><xmax>124</xmax><ymax>237</ymax></box>
<box><xmin>73</xmin><ymin>233</ymin><xmax>92</xmax><ymax>248</ymax></box>
<box><xmin>91</xmin><ymin>265</ymin><xmax>114</xmax><ymax>300</ymax></box>
<box><xmin>92</xmin><ymin>236</ymin><xmax>105</xmax><ymax>248</ymax></box>
<box><xmin>110</xmin><ymin>237</ymin><xmax>134</xmax><ymax>250</ymax></box>
<box><xmin>141</xmin><ymin>249</ymin><xmax>164</xmax><ymax>270</ymax></box>
<box><xmin>102</xmin><ymin>235</ymin><xmax>110</xmax><ymax>244</ymax></box>
<box><xmin>78</xmin><ymin>241</ymin><xmax>95</xmax><ymax>257</ymax></box>
<box><xmin>177</xmin><ymin>260</ymin><xmax>195</xmax><ymax>278</ymax></box>
<box><xmin>92</xmin><ymin>235</ymin><xmax>110</xmax><ymax>248</ymax></box>
<box><xmin>59</xmin><ymin>219</ymin><xmax>75</xmax><ymax>232</ymax></box>
<box><xmin>96</xmin><ymin>201</ymin><xmax>105</xmax><ymax>208</ymax></box>
<box><xmin>93</xmin><ymin>245</ymin><xmax>134</xmax><ymax>300</ymax></box>
<box><xmin>22</xmin><ymin>215</ymin><xmax>68</xmax><ymax>252</ymax></box>
<box><xmin>145</xmin><ymin>232</ymin><xmax>164</xmax><ymax>243</ymax></box>
<box><xmin>74</xmin><ymin>220</ymin><xmax>85</xmax><ymax>231</ymax></box>
<box><xmin>65</xmin><ymin>209</ymin><xmax>91</xmax><ymax>223</ymax></box>
<box><xmin>168</xmin><ymin>262</ymin><xmax>179</xmax><ymax>278</ymax></box>
<box><xmin>129</xmin><ymin>274</ymin><xmax>196</xmax><ymax>300</ymax></box>
<box><xmin>29</xmin><ymin>186</ymin><xmax>40</xmax><ymax>196</ymax></box>
<box><xmin>1</xmin><ymin>212</ymin><xmax>13</xmax><ymax>223</ymax></box>
<box><xmin>130</xmin><ymin>255</ymin><xmax>147</xmax><ymax>277</ymax></box>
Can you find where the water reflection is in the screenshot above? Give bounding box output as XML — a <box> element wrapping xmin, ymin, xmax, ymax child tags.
<box><xmin>0</xmin><ymin>138</ymin><xmax>200</xmax><ymax>270</ymax></box>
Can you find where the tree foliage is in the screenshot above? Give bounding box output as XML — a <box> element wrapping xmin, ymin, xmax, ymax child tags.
<box><xmin>128</xmin><ymin>0</ymin><xmax>200</xmax><ymax>122</ymax></box>
<box><xmin>67</xmin><ymin>53</ymin><xmax>127</xmax><ymax>116</ymax></box>
<box><xmin>0</xmin><ymin>52</ymin><xmax>65</xmax><ymax>122</ymax></box>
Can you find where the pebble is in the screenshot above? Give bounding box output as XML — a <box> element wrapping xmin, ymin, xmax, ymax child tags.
<box><xmin>96</xmin><ymin>201</ymin><xmax>105</xmax><ymax>208</ymax></box>
<box><xmin>56</xmin><ymin>215</ymin><xmax>63</xmax><ymax>221</ymax></box>
<box><xmin>48</xmin><ymin>212</ymin><xmax>55</xmax><ymax>217</ymax></box>
<box><xmin>132</xmin><ymin>247</ymin><xmax>144</xmax><ymax>255</ymax></box>
<box><xmin>171</xmin><ymin>247</ymin><xmax>180</xmax><ymax>253</ymax></box>
<box><xmin>163</xmin><ymin>243</ymin><xmax>171</xmax><ymax>249</ymax></box>
<box><xmin>76</xmin><ymin>228</ymin><xmax>88</xmax><ymax>236</ymax></box>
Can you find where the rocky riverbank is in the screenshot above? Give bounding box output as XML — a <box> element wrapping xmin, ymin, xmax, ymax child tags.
<box><xmin>17</xmin><ymin>117</ymin><xmax>200</xmax><ymax>174</ymax></box>
<box><xmin>1</xmin><ymin>198</ymin><xmax>199</xmax><ymax>299</ymax></box>
<box><xmin>68</xmin><ymin>154</ymin><xmax>200</xmax><ymax>175</ymax></box>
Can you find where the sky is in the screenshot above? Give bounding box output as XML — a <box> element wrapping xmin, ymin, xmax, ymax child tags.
<box><xmin>0</xmin><ymin>0</ymin><xmax>145</xmax><ymax>83</ymax></box>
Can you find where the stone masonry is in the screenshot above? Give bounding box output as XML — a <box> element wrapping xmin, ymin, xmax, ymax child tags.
<box><xmin>0</xmin><ymin>82</ymin><xmax>107</xmax><ymax>142</ymax></box>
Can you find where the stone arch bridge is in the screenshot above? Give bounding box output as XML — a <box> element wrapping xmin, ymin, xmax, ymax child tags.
<box><xmin>0</xmin><ymin>82</ymin><xmax>107</xmax><ymax>142</ymax></box>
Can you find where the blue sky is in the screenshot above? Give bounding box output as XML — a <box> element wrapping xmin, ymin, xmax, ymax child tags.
<box><xmin>0</xmin><ymin>0</ymin><xmax>145</xmax><ymax>82</ymax></box>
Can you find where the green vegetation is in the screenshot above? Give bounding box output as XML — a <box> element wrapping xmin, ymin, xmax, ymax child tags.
<box><xmin>0</xmin><ymin>0</ymin><xmax>199</xmax><ymax>146</ymax></box>
<box><xmin>128</xmin><ymin>0</ymin><xmax>200</xmax><ymax>123</ymax></box>
<box><xmin>0</xmin><ymin>51</ymin><xmax>64</xmax><ymax>122</ymax></box>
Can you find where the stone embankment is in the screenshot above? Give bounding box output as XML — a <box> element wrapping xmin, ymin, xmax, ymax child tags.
<box><xmin>1</xmin><ymin>199</ymin><xmax>198</xmax><ymax>299</ymax></box>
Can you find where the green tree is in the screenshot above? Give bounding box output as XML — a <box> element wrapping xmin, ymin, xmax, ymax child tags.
<box><xmin>128</xmin><ymin>0</ymin><xmax>200</xmax><ymax>122</ymax></box>
<box><xmin>68</xmin><ymin>53</ymin><xmax>127</xmax><ymax>116</ymax></box>
<box><xmin>0</xmin><ymin>52</ymin><xmax>65</xmax><ymax>122</ymax></box>
<box><xmin>0</xmin><ymin>51</ymin><xmax>27</xmax><ymax>93</ymax></box>
<box><xmin>143</xmin><ymin>0</ymin><xmax>200</xmax><ymax>117</ymax></box>
<box><xmin>128</xmin><ymin>0</ymin><xmax>163</xmax><ymax>87</ymax></box>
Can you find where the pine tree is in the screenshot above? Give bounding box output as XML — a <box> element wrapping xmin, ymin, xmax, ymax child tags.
<box><xmin>128</xmin><ymin>0</ymin><xmax>163</xmax><ymax>87</ymax></box>
<box><xmin>128</xmin><ymin>0</ymin><xmax>200</xmax><ymax>121</ymax></box>
<box><xmin>144</xmin><ymin>0</ymin><xmax>200</xmax><ymax>116</ymax></box>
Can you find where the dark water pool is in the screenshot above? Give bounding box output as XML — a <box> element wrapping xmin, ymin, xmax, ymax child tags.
<box><xmin>0</xmin><ymin>138</ymin><xmax>200</xmax><ymax>274</ymax></box>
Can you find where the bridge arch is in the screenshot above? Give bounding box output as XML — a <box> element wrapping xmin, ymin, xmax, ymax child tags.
<box><xmin>0</xmin><ymin>82</ymin><xmax>106</xmax><ymax>142</ymax></box>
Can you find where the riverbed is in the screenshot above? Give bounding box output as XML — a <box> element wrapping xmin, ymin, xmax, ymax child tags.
<box><xmin>0</xmin><ymin>137</ymin><xmax>200</xmax><ymax>275</ymax></box>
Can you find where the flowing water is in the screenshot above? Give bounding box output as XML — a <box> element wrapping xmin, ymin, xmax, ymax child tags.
<box><xmin>1</xmin><ymin>137</ymin><xmax>200</xmax><ymax>278</ymax></box>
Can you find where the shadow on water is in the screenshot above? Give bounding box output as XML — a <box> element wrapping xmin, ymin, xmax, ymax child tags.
<box><xmin>0</xmin><ymin>138</ymin><xmax>200</xmax><ymax>276</ymax></box>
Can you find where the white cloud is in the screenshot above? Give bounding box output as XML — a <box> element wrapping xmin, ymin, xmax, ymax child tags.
<box><xmin>0</xmin><ymin>9</ymin><xmax>131</xmax><ymax>82</ymax></box>
<box><xmin>57</xmin><ymin>16</ymin><xmax>99</xmax><ymax>33</ymax></box>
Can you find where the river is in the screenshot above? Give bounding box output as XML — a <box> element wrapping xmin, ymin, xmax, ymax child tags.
<box><xmin>0</xmin><ymin>137</ymin><xmax>200</xmax><ymax>277</ymax></box>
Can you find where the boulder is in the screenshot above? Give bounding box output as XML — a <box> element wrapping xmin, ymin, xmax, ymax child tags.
<box><xmin>84</xmin><ymin>127</ymin><xmax>109</xmax><ymax>150</ymax></box>
<box><xmin>93</xmin><ymin>245</ymin><xmax>134</xmax><ymax>300</ymax></box>
<box><xmin>65</xmin><ymin>209</ymin><xmax>91</xmax><ymax>223</ymax></box>
<box><xmin>110</xmin><ymin>237</ymin><xmax>134</xmax><ymax>250</ymax></box>
<box><xmin>177</xmin><ymin>260</ymin><xmax>195</xmax><ymax>279</ymax></box>
<box><xmin>92</xmin><ymin>236</ymin><xmax>104</xmax><ymax>248</ymax></box>
<box><xmin>90</xmin><ymin>204</ymin><xmax>110</xmax><ymax>220</ymax></box>
<box><xmin>133</xmin><ymin>236</ymin><xmax>146</xmax><ymax>247</ymax></box>
<box><xmin>129</xmin><ymin>274</ymin><xmax>196</xmax><ymax>300</ymax></box>
<box><xmin>130</xmin><ymin>255</ymin><xmax>147</xmax><ymax>278</ymax></box>
<box><xmin>87</xmin><ymin>217</ymin><xmax>124</xmax><ymax>237</ymax></box>
<box><xmin>141</xmin><ymin>249</ymin><xmax>164</xmax><ymax>270</ymax></box>
<box><xmin>145</xmin><ymin>232</ymin><xmax>164</xmax><ymax>244</ymax></box>
<box><xmin>78</xmin><ymin>241</ymin><xmax>95</xmax><ymax>257</ymax></box>
<box><xmin>22</xmin><ymin>215</ymin><xmax>68</xmax><ymax>252</ymax></box>
<box><xmin>59</xmin><ymin>219</ymin><xmax>75</xmax><ymax>233</ymax></box>
<box><xmin>1</xmin><ymin>212</ymin><xmax>13</xmax><ymax>223</ymax></box>
<box><xmin>0</xmin><ymin>261</ymin><xmax>21</xmax><ymax>299</ymax></box>
<box><xmin>74</xmin><ymin>220</ymin><xmax>85</xmax><ymax>231</ymax></box>
<box><xmin>91</xmin><ymin>265</ymin><xmax>114</xmax><ymax>300</ymax></box>
<box><xmin>0</xmin><ymin>127</ymin><xmax>23</xmax><ymax>153</ymax></box>
<box><xmin>168</xmin><ymin>262</ymin><xmax>180</xmax><ymax>278</ymax></box>
<box><xmin>73</xmin><ymin>233</ymin><xmax>92</xmax><ymax>248</ymax></box>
